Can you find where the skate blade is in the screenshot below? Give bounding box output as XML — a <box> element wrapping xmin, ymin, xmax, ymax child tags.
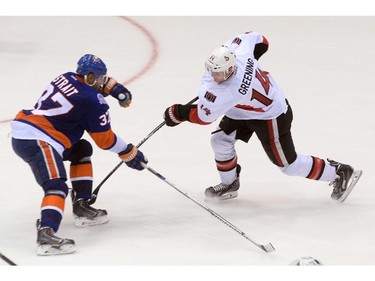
<box><xmin>338</xmin><ymin>170</ymin><xmax>363</xmax><ymax>203</ymax></box>
<box><xmin>74</xmin><ymin>215</ymin><xmax>110</xmax><ymax>227</ymax></box>
<box><xmin>37</xmin><ymin>244</ymin><xmax>76</xmax><ymax>256</ymax></box>
<box><xmin>204</xmin><ymin>191</ymin><xmax>238</xmax><ymax>203</ymax></box>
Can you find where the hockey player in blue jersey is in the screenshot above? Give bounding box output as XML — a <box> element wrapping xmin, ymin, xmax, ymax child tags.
<box><xmin>11</xmin><ymin>54</ymin><xmax>148</xmax><ymax>255</ymax></box>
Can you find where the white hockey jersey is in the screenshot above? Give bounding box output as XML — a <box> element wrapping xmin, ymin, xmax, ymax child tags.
<box><xmin>195</xmin><ymin>32</ymin><xmax>288</xmax><ymax>124</ymax></box>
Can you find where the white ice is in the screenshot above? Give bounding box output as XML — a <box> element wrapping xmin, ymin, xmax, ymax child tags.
<box><xmin>0</xmin><ymin>16</ymin><xmax>374</xmax><ymax>278</ymax></box>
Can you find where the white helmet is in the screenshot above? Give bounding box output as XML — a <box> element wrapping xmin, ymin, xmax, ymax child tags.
<box><xmin>205</xmin><ymin>45</ymin><xmax>236</xmax><ymax>80</ymax></box>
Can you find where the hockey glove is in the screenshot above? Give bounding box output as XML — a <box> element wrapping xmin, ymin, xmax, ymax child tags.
<box><xmin>163</xmin><ymin>103</ymin><xmax>194</xmax><ymax>127</ymax></box>
<box><xmin>102</xmin><ymin>77</ymin><xmax>132</xmax><ymax>108</ymax></box>
<box><xmin>119</xmin><ymin>144</ymin><xmax>148</xmax><ymax>171</ymax></box>
<box><xmin>164</xmin><ymin>104</ymin><xmax>182</xmax><ymax>127</ymax></box>
<box><xmin>112</xmin><ymin>84</ymin><xmax>132</xmax><ymax>108</ymax></box>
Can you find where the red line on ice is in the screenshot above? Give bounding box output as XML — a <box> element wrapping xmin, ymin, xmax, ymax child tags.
<box><xmin>0</xmin><ymin>16</ymin><xmax>159</xmax><ymax>124</ymax></box>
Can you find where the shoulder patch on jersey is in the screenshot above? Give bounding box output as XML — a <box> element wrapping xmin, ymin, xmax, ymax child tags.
<box><xmin>97</xmin><ymin>94</ymin><xmax>108</xmax><ymax>105</ymax></box>
<box><xmin>204</xmin><ymin>91</ymin><xmax>217</xmax><ymax>103</ymax></box>
<box><xmin>232</xmin><ymin>37</ymin><xmax>242</xmax><ymax>45</ymax></box>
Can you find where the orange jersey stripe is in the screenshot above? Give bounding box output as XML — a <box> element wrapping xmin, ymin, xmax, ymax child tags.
<box><xmin>89</xmin><ymin>129</ymin><xmax>116</xmax><ymax>150</ymax></box>
<box><xmin>41</xmin><ymin>195</ymin><xmax>65</xmax><ymax>212</ymax></box>
<box><xmin>15</xmin><ymin>110</ymin><xmax>72</xmax><ymax>149</ymax></box>
<box><xmin>38</xmin><ymin>141</ymin><xmax>59</xmax><ymax>179</ymax></box>
<box><xmin>70</xmin><ymin>163</ymin><xmax>93</xmax><ymax>179</ymax></box>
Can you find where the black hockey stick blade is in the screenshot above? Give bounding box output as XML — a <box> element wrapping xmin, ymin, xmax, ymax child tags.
<box><xmin>0</xmin><ymin>252</ymin><xmax>17</xmax><ymax>266</ymax></box>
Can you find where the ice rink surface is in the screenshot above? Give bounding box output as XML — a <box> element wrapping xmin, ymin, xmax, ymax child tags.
<box><xmin>1</xmin><ymin>15</ymin><xmax>375</xmax><ymax>279</ymax></box>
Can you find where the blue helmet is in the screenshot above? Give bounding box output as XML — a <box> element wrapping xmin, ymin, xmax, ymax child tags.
<box><xmin>76</xmin><ymin>54</ymin><xmax>107</xmax><ymax>79</ymax></box>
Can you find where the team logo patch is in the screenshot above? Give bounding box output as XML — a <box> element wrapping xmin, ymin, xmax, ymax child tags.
<box><xmin>204</xmin><ymin>91</ymin><xmax>216</xmax><ymax>103</ymax></box>
<box><xmin>232</xmin><ymin>37</ymin><xmax>242</xmax><ymax>45</ymax></box>
<box><xmin>97</xmin><ymin>94</ymin><xmax>108</xmax><ymax>105</ymax></box>
<box><xmin>200</xmin><ymin>104</ymin><xmax>211</xmax><ymax>116</ymax></box>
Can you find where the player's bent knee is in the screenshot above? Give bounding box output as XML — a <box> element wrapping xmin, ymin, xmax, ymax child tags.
<box><xmin>211</xmin><ymin>130</ymin><xmax>235</xmax><ymax>150</ymax></box>
<box><xmin>280</xmin><ymin>163</ymin><xmax>297</xmax><ymax>176</ymax></box>
<box><xmin>279</xmin><ymin>154</ymin><xmax>309</xmax><ymax>177</ymax></box>
<box><xmin>63</xmin><ymin>139</ymin><xmax>93</xmax><ymax>163</ymax></box>
<box><xmin>42</xmin><ymin>179</ymin><xmax>69</xmax><ymax>198</ymax></box>
<box><xmin>76</xmin><ymin>139</ymin><xmax>93</xmax><ymax>156</ymax></box>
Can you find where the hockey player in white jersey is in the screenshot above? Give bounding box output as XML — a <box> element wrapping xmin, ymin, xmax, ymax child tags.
<box><xmin>163</xmin><ymin>31</ymin><xmax>362</xmax><ymax>203</ymax></box>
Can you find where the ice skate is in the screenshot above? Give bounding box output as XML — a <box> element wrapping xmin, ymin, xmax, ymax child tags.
<box><xmin>73</xmin><ymin>198</ymin><xmax>109</xmax><ymax>227</ymax></box>
<box><xmin>36</xmin><ymin>219</ymin><xmax>76</xmax><ymax>256</ymax></box>
<box><xmin>328</xmin><ymin>159</ymin><xmax>363</xmax><ymax>202</ymax></box>
<box><xmin>205</xmin><ymin>165</ymin><xmax>241</xmax><ymax>201</ymax></box>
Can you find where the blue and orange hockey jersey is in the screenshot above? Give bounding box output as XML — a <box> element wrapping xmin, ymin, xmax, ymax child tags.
<box><xmin>11</xmin><ymin>72</ymin><xmax>127</xmax><ymax>156</ymax></box>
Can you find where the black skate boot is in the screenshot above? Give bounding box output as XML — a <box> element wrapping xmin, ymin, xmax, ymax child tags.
<box><xmin>205</xmin><ymin>164</ymin><xmax>241</xmax><ymax>201</ymax></box>
<box><xmin>72</xmin><ymin>198</ymin><xmax>109</xmax><ymax>227</ymax></box>
<box><xmin>328</xmin><ymin>159</ymin><xmax>363</xmax><ymax>202</ymax></box>
<box><xmin>36</xmin><ymin>219</ymin><xmax>76</xmax><ymax>256</ymax></box>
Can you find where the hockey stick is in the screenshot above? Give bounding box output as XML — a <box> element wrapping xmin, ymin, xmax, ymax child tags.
<box><xmin>0</xmin><ymin>118</ymin><xmax>12</xmax><ymax>124</ymax></box>
<box><xmin>140</xmin><ymin>163</ymin><xmax>275</xmax><ymax>253</ymax></box>
<box><xmin>88</xmin><ymin>96</ymin><xmax>199</xmax><ymax>205</ymax></box>
<box><xmin>0</xmin><ymin>252</ymin><xmax>17</xmax><ymax>266</ymax></box>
